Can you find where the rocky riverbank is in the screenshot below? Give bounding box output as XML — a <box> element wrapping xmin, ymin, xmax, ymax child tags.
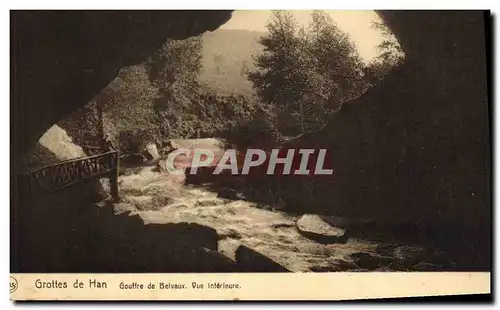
<box><xmin>114</xmin><ymin>166</ymin><xmax>458</xmax><ymax>272</ymax></box>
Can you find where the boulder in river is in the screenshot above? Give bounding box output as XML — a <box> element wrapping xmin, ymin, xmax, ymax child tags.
<box><xmin>157</xmin><ymin>158</ymin><xmax>169</xmax><ymax>173</ymax></box>
<box><xmin>144</xmin><ymin>142</ymin><xmax>161</xmax><ymax>161</ymax></box>
<box><xmin>296</xmin><ymin>214</ymin><xmax>348</xmax><ymax>244</ymax></box>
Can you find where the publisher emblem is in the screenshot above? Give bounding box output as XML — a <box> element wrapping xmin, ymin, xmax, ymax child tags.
<box><xmin>10</xmin><ymin>276</ymin><xmax>18</xmax><ymax>293</ymax></box>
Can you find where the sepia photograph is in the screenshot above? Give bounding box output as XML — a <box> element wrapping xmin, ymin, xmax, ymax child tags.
<box><xmin>9</xmin><ymin>8</ymin><xmax>492</xmax><ymax>300</ymax></box>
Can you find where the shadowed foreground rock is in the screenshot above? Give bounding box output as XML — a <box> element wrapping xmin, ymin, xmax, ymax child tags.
<box><xmin>235</xmin><ymin>245</ymin><xmax>291</xmax><ymax>272</ymax></box>
<box><xmin>11</xmin><ymin>11</ymin><xmax>234</xmax><ymax>272</ymax></box>
<box><xmin>296</xmin><ymin>214</ymin><xmax>348</xmax><ymax>244</ymax></box>
<box><xmin>14</xmin><ymin>185</ymin><xmax>238</xmax><ymax>273</ymax></box>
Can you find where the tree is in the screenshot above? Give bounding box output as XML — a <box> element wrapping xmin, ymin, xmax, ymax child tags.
<box><xmin>148</xmin><ymin>37</ymin><xmax>202</xmax><ymax>97</ymax></box>
<box><xmin>363</xmin><ymin>21</ymin><xmax>405</xmax><ymax>87</ymax></box>
<box><xmin>248</xmin><ymin>10</ymin><xmax>367</xmax><ymax>135</ymax></box>
<box><xmin>306</xmin><ymin>11</ymin><xmax>365</xmax><ymax>107</ymax></box>
<box><xmin>58</xmin><ymin>63</ymin><xmax>161</xmax><ymax>155</ymax></box>
<box><xmin>108</xmin><ymin>66</ymin><xmax>159</xmax><ymax>126</ymax></box>
<box><xmin>147</xmin><ymin>37</ymin><xmax>203</xmax><ymax>137</ymax></box>
<box><xmin>248</xmin><ymin>11</ymin><xmax>310</xmax><ymax>108</ymax></box>
<box><xmin>101</xmin><ymin>64</ymin><xmax>160</xmax><ymax>151</ymax></box>
<box><xmin>247</xmin><ymin>11</ymin><xmax>311</xmax><ymax>135</ymax></box>
<box><xmin>372</xmin><ymin>21</ymin><xmax>405</xmax><ymax>65</ymax></box>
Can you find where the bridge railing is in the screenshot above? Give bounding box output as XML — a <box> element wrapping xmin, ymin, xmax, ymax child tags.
<box><xmin>20</xmin><ymin>150</ymin><xmax>120</xmax><ymax>200</ymax></box>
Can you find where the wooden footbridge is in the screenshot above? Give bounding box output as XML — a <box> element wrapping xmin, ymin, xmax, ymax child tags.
<box><xmin>19</xmin><ymin>150</ymin><xmax>120</xmax><ymax>200</ymax></box>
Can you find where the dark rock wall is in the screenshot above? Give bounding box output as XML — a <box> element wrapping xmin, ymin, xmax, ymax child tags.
<box><xmin>282</xmin><ymin>11</ymin><xmax>489</xmax><ymax>237</ymax></box>
<box><xmin>11</xmin><ymin>10</ymin><xmax>233</xmax><ymax>158</ymax></box>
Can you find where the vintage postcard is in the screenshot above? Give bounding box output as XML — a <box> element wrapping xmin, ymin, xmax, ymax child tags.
<box><xmin>10</xmin><ymin>10</ymin><xmax>491</xmax><ymax>301</ymax></box>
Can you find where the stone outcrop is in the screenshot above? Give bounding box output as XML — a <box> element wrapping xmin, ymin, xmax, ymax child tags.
<box><xmin>38</xmin><ymin>125</ymin><xmax>86</xmax><ymax>161</ymax></box>
<box><xmin>20</xmin><ymin>125</ymin><xmax>85</xmax><ymax>172</ymax></box>
<box><xmin>296</xmin><ymin>214</ymin><xmax>348</xmax><ymax>244</ymax></box>
<box><xmin>144</xmin><ymin>142</ymin><xmax>161</xmax><ymax>161</ymax></box>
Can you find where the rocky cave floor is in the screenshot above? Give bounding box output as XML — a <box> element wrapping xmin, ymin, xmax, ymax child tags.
<box><xmin>103</xmin><ymin>166</ymin><xmax>459</xmax><ymax>272</ymax></box>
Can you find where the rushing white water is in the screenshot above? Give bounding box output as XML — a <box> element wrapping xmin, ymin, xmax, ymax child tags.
<box><xmin>114</xmin><ymin>166</ymin><xmax>454</xmax><ymax>272</ymax></box>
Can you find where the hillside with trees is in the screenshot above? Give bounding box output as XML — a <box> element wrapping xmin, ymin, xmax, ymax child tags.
<box><xmin>59</xmin><ymin>10</ymin><xmax>404</xmax><ymax>158</ymax></box>
<box><xmin>200</xmin><ymin>29</ymin><xmax>264</xmax><ymax>96</ymax></box>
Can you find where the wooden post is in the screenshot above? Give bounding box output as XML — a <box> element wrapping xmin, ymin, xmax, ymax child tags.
<box><xmin>110</xmin><ymin>151</ymin><xmax>120</xmax><ymax>202</ymax></box>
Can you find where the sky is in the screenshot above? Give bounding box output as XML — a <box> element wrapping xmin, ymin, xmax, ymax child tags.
<box><xmin>219</xmin><ymin>10</ymin><xmax>386</xmax><ymax>63</ymax></box>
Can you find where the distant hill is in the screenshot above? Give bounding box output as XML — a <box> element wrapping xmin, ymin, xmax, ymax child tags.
<box><xmin>200</xmin><ymin>29</ymin><xmax>266</xmax><ymax>96</ymax></box>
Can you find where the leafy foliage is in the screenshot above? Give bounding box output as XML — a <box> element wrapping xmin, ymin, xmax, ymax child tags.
<box><xmin>248</xmin><ymin>11</ymin><xmax>310</xmax><ymax>110</ymax></box>
<box><xmin>306</xmin><ymin>11</ymin><xmax>365</xmax><ymax>105</ymax></box>
<box><xmin>60</xmin><ymin>12</ymin><xmax>405</xmax><ymax>159</ymax></box>
<box><xmin>147</xmin><ymin>37</ymin><xmax>203</xmax><ymax>138</ymax></box>
<box><xmin>220</xmin><ymin>108</ymin><xmax>284</xmax><ymax>151</ymax></box>
<box><xmin>363</xmin><ymin>21</ymin><xmax>406</xmax><ymax>87</ymax></box>
<box><xmin>247</xmin><ymin>10</ymin><xmax>367</xmax><ymax>135</ymax></box>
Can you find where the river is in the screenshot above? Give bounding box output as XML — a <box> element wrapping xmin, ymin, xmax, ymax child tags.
<box><xmin>112</xmin><ymin>165</ymin><xmax>456</xmax><ymax>272</ymax></box>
